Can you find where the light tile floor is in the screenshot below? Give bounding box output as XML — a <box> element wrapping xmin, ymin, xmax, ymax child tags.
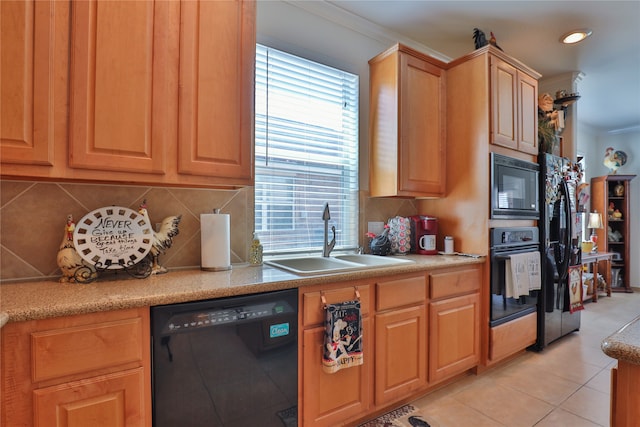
<box><xmin>411</xmin><ymin>290</ymin><xmax>640</xmax><ymax>426</ymax></box>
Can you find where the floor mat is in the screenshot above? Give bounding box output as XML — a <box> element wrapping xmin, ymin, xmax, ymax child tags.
<box><xmin>277</xmin><ymin>406</ymin><xmax>297</xmax><ymax>427</ymax></box>
<box><xmin>358</xmin><ymin>404</ymin><xmax>439</xmax><ymax>427</ymax></box>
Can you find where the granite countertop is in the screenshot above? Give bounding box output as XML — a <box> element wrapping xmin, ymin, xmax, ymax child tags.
<box><xmin>602</xmin><ymin>315</ymin><xmax>640</xmax><ymax>365</ymax></box>
<box><xmin>0</xmin><ymin>254</ymin><xmax>483</xmax><ymax>325</ymax></box>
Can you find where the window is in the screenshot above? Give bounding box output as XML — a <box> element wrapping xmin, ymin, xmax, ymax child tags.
<box><xmin>255</xmin><ymin>44</ymin><xmax>359</xmax><ymax>255</ymax></box>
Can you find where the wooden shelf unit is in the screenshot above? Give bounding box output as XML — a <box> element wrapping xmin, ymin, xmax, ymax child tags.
<box><xmin>590</xmin><ymin>175</ymin><xmax>636</xmax><ymax>292</ymax></box>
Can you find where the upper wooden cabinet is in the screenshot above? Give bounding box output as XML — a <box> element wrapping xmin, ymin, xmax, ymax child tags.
<box><xmin>68</xmin><ymin>0</ymin><xmax>172</xmax><ymax>175</ymax></box>
<box><xmin>0</xmin><ymin>0</ymin><xmax>62</xmax><ymax>167</ymax></box>
<box><xmin>369</xmin><ymin>44</ymin><xmax>447</xmax><ymax>198</ymax></box>
<box><xmin>490</xmin><ymin>55</ymin><xmax>539</xmax><ymax>154</ymax></box>
<box><xmin>1</xmin><ymin>0</ymin><xmax>255</xmax><ymax>188</ymax></box>
<box><xmin>178</xmin><ymin>0</ymin><xmax>255</xmax><ymax>183</ymax></box>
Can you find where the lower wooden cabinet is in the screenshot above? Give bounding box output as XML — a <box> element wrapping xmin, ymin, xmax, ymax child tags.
<box><xmin>609</xmin><ymin>361</ymin><xmax>640</xmax><ymax>427</ymax></box>
<box><xmin>374</xmin><ymin>305</ymin><xmax>427</xmax><ymax>404</ymax></box>
<box><xmin>300</xmin><ymin>282</ymin><xmax>373</xmax><ymax>426</ymax></box>
<box><xmin>428</xmin><ymin>267</ymin><xmax>481</xmax><ymax>383</ymax></box>
<box><xmin>301</xmin><ymin>319</ymin><xmax>372</xmax><ymax>427</ymax></box>
<box><xmin>429</xmin><ymin>293</ymin><xmax>480</xmax><ymax>383</ymax></box>
<box><xmin>33</xmin><ymin>368</ymin><xmax>146</xmax><ymax>427</ymax></box>
<box><xmin>1</xmin><ymin>308</ymin><xmax>151</xmax><ymax>427</ymax></box>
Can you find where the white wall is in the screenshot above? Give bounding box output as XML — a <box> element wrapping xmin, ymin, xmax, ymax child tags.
<box><xmin>578</xmin><ymin>124</ymin><xmax>640</xmax><ymax>286</ymax></box>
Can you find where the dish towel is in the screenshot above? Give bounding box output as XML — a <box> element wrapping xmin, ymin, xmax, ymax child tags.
<box><xmin>323</xmin><ymin>299</ymin><xmax>363</xmax><ymax>374</ymax></box>
<box><xmin>505</xmin><ymin>252</ymin><xmax>541</xmax><ymax>298</ymax></box>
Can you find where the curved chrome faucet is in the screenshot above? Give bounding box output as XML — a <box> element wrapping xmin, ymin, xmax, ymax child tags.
<box><xmin>322</xmin><ymin>202</ymin><xmax>336</xmax><ymax>257</ymax></box>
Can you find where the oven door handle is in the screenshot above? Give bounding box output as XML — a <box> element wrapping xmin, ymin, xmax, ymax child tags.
<box><xmin>492</xmin><ymin>247</ymin><xmax>540</xmax><ymax>260</ymax></box>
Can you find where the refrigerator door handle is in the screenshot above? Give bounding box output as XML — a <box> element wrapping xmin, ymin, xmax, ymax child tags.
<box><xmin>558</xmin><ymin>179</ymin><xmax>572</xmax><ymax>282</ymax></box>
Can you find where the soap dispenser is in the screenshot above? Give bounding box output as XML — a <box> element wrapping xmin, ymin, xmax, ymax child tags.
<box><xmin>249</xmin><ymin>232</ymin><xmax>263</xmax><ymax>266</ymax></box>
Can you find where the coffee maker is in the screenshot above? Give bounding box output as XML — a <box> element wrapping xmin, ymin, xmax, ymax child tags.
<box><xmin>409</xmin><ymin>215</ymin><xmax>438</xmax><ymax>255</ymax></box>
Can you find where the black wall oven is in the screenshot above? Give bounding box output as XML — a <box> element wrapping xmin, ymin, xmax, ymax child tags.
<box><xmin>490</xmin><ymin>227</ymin><xmax>540</xmax><ymax>327</ymax></box>
<box><xmin>491</xmin><ymin>153</ymin><xmax>540</xmax><ymax>219</ymax></box>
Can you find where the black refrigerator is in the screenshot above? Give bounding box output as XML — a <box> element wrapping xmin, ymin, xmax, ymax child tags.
<box><xmin>536</xmin><ymin>153</ymin><xmax>582</xmax><ymax>349</ymax></box>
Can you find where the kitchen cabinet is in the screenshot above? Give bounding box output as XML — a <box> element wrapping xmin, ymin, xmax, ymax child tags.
<box><xmin>300</xmin><ymin>282</ymin><xmax>373</xmax><ymax>427</ymax></box>
<box><xmin>177</xmin><ymin>0</ymin><xmax>255</xmax><ymax>184</ymax></box>
<box><xmin>1</xmin><ymin>308</ymin><xmax>150</xmax><ymax>427</ymax></box>
<box><xmin>489</xmin><ymin>311</ymin><xmax>537</xmax><ymax>362</ymax></box>
<box><xmin>490</xmin><ymin>55</ymin><xmax>539</xmax><ymax>155</ymax></box>
<box><xmin>1</xmin><ymin>0</ymin><xmax>255</xmax><ymax>188</ymax></box>
<box><xmin>590</xmin><ymin>174</ymin><xmax>636</xmax><ymax>292</ymax></box>
<box><xmin>428</xmin><ymin>268</ymin><xmax>481</xmax><ymax>383</ymax></box>
<box><xmin>369</xmin><ymin>43</ymin><xmax>447</xmax><ymax>198</ymax></box>
<box><xmin>374</xmin><ymin>274</ymin><xmax>427</xmax><ymax>404</ymax></box>
<box><xmin>68</xmin><ymin>0</ymin><xmax>172</xmax><ymax>176</ymax></box>
<box><xmin>609</xmin><ymin>362</ymin><xmax>640</xmax><ymax>427</ymax></box>
<box><xmin>0</xmin><ymin>0</ymin><xmax>64</xmax><ymax>167</ymax></box>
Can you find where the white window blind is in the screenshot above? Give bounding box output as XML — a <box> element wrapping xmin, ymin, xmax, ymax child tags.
<box><xmin>255</xmin><ymin>44</ymin><xmax>359</xmax><ymax>255</ymax></box>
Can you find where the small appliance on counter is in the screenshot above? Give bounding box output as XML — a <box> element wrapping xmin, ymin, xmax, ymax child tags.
<box><xmin>409</xmin><ymin>215</ymin><xmax>438</xmax><ymax>255</ymax></box>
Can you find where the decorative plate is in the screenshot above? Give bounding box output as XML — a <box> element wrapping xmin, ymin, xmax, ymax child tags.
<box><xmin>73</xmin><ymin>206</ymin><xmax>153</xmax><ymax>269</ymax></box>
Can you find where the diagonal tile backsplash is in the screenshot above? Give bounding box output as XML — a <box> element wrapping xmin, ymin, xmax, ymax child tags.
<box><xmin>0</xmin><ymin>180</ymin><xmax>416</xmax><ymax>283</ymax></box>
<box><xmin>0</xmin><ymin>180</ymin><xmax>253</xmax><ymax>282</ymax></box>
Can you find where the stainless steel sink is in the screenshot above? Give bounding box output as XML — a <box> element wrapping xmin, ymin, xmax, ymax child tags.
<box><xmin>266</xmin><ymin>254</ymin><xmax>414</xmax><ymax>276</ymax></box>
<box><xmin>334</xmin><ymin>254</ymin><xmax>415</xmax><ymax>267</ymax></box>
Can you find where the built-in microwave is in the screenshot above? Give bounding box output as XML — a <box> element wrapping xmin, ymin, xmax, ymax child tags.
<box><xmin>491</xmin><ymin>153</ymin><xmax>540</xmax><ymax>219</ymax></box>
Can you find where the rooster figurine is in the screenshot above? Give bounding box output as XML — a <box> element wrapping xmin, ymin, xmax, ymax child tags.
<box><xmin>138</xmin><ymin>200</ymin><xmax>182</xmax><ymax>275</ymax></box>
<box><xmin>57</xmin><ymin>214</ymin><xmax>97</xmax><ymax>283</ymax></box>
<box><xmin>473</xmin><ymin>28</ymin><xmax>488</xmax><ymax>49</ymax></box>
<box><xmin>603</xmin><ymin>147</ymin><xmax>628</xmax><ymax>174</ymax></box>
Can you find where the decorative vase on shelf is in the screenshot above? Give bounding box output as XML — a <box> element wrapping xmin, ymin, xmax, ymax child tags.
<box><xmin>614</xmin><ymin>182</ymin><xmax>624</xmax><ymax>197</ymax></box>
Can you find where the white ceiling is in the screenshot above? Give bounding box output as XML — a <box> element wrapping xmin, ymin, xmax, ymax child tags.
<box><xmin>327</xmin><ymin>0</ymin><xmax>640</xmax><ymax>135</ymax></box>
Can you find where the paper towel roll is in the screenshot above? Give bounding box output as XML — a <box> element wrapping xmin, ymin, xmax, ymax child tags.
<box><xmin>201</xmin><ymin>213</ymin><xmax>231</xmax><ymax>271</ymax></box>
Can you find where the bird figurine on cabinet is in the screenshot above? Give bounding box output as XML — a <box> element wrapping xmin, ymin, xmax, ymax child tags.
<box><xmin>473</xmin><ymin>28</ymin><xmax>488</xmax><ymax>49</ymax></box>
<box><xmin>138</xmin><ymin>200</ymin><xmax>182</xmax><ymax>275</ymax></box>
<box><xmin>57</xmin><ymin>214</ymin><xmax>97</xmax><ymax>283</ymax></box>
<box><xmin>489</xmin><ymin>31</ymin><xmax>503</xmax><ymax>51</ymax></box>
<box><xmin>603</xmin><ymin>147</ymin><xmax>628</xmax><ymax>174</ymax></box>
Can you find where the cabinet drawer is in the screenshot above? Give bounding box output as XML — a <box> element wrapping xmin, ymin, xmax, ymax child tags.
<box><xmin>376</xmin><ymin>274</ymin><xmax>426</xmax><ymax>311</ymax></box>
<box><xmin>489</xmin><ymin>312</ymin><xmax>536</xmax><ymax>361</ymax></box>
<box><xmin>430</xmin><ymin>268</ymin><xmax>480</xmax><ymax>300</ymax></box>
<box><xmin>303</xmin><ymin>285</ymin><xmax>371</xmax><ymax>327</ymax></box>
<box><xmin>31</xmin><ymin>318</ymin><xmax>144</xmax><ymax>382</ymax></box>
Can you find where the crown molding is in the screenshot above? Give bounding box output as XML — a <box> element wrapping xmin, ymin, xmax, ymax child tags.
<box><xmin>283</xmin><ymin>0</ymin><xmax>451</xmax><ymax>63</ymax></box>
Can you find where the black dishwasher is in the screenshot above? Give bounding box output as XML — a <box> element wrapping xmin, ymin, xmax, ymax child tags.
<box><xmin>151</xmin><ymin>289</ymin><xmax>298</xmax><ymax>427</ymax></box>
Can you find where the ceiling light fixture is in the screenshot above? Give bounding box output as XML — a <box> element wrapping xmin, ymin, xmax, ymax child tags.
<box><xmin>560</xmin><ymin>29</ymin><xmax>593</xmax><ymax>44</ymax></box>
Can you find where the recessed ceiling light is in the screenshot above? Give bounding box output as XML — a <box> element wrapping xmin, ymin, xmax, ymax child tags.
<box><xmin>560</xmin><ymin>29</ymin><xmax>593</xmax><ymax>44</ymax></box>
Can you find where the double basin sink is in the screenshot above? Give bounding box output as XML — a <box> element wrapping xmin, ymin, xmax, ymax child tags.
<box><xmin>265</xmin><ymin>254</ymin><xmax>415</xmax><ymax>276</ymax></box>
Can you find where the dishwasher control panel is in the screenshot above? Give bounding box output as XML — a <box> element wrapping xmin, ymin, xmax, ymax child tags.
<box><xmin>162</xmin><ymin>300</ymin><xmax>294</xmax><ymax>333</ymax></box>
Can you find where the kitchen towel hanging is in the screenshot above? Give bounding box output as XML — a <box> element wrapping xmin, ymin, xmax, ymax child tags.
<box><xmin>505</xmin><ymin>251</ymin><xmax>541</xmax><ymax>298</ymax></box>
<box><xmin>200</xmin><ymin>210</ymin><xmax>231</xmax><ymax>271</ymax></box>
<box><xmin>323</xmin><ymin>299</ymin><xmax>363</xmax><ymax>374</ymax></box>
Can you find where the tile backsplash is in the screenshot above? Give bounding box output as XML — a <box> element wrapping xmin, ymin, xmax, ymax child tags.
<box><xmin>0</xmin><ymin>180</ymin><xmax>416</xmax><ymax>283</ymax></box>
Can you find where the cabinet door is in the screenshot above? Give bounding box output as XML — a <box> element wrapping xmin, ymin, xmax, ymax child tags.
<box><xmin>33</xmin><ymin>368</ymin><xmax>147</xmax><ymax>427</ymax></box>
<box><xmin>374</xmin><ymin>305</ymin><xmax>427</xmax><ymax>405</ymax></box>
<box><xmin>0</xmin><ymin>0</ymin><xmax>58</xmax><ymax>166</ymax></box>
<box><xmin>429</xmin><ymin>293</ymin><xmax>480</xmax><ymax>383</ymax></box>
<box><xmin>490</xmin><ymin>56</ymin><xmax>518</xmax><ymax>150</ymax></box>
<box><xmin>68</xmin><ymin>0</ymin><xmax>173</xmax><ymax>174</ymax></box>
<box><xmin>399</xmin><ymin>52</ymin><xmax>446</xmax><ymax>197</ymax></box>
<box><xmin>178</xmin><ymin>0</ymin><xmax>255</xmax><ymax>185</ymax></box>
<box><xmin>302</xmin><ymin>319</ymin><xmax>372</xmax><ymax>427</ymax></box>
<box><xmin>517</xmin><ymin>71</ymin><xmax>538</xmax><ymax>154</ymax></box>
